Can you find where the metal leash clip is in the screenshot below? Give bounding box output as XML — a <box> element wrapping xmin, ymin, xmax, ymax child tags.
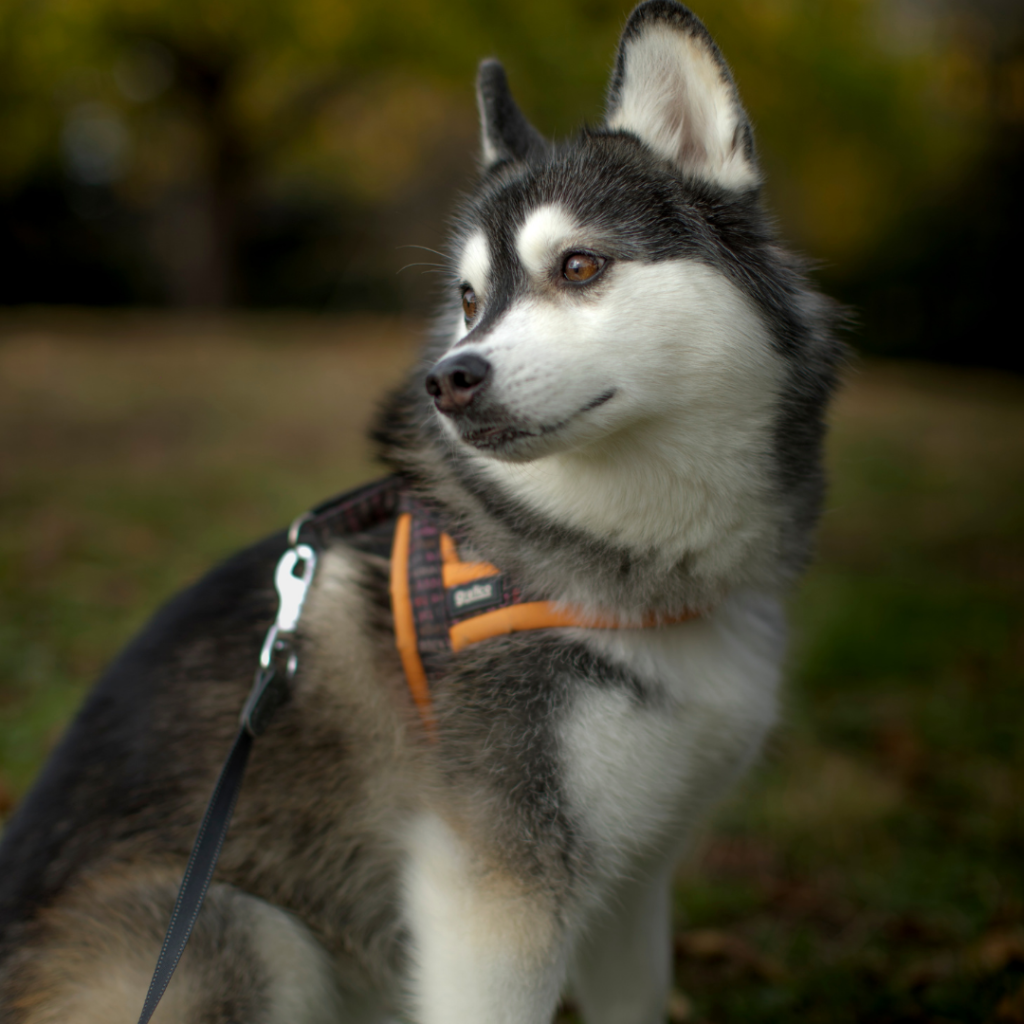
<box><xmin>240</xmin><ymin>524</ymin><xmax>318</xmax><ymax>737</ymax></box>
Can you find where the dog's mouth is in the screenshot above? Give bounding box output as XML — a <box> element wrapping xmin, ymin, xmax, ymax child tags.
<box><xmin>456</xmin><ymin>388</ymin><xmax>617</xmax><ymax>454</ymax></box>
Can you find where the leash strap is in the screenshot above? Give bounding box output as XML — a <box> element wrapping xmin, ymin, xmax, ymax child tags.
<box><xmin>135</xmin><ymin>548</ymin><xmax>310</xmax><ymax>1024</ymax></box>
<box><xmin>135</xmin><ymin>727</ymin><xmax>252</xmax><ymax>1024</ymax></box>
<box><xmin>134</xmin><ymin>478</ymin><xmax>404</xmax><ymax>1024</ymax></box>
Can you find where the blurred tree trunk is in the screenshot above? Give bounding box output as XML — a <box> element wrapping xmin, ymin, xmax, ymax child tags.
<box><xmin>148</xmin><ymin>43</ymin><xmax>243</xmax><ymax>308</ymax></box>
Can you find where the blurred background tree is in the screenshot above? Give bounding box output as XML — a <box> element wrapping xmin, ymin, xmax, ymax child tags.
<box><xmin>0</xmin><ymin>0</ymin><xmax>1020</xmax><ymax>367</ymax></box>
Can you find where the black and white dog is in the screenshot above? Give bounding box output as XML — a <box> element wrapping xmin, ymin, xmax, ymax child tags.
<box><xmin>0</xmin><ymin>3</ymin><xmax>842</xmax><ymax>1021</ymax></box>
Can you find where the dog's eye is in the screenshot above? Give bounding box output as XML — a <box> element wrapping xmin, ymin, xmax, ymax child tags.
<box><xmin>563</xmin><ymin>252</ymin><xmax>605</xmax><ymax>284</ymax></box>
<box><xmin>462</xmin><ymin>287</ymin><xmax>478</xmax><ymax>322</ymax></box>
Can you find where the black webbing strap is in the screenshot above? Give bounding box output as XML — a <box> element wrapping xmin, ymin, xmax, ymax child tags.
<box><xmin>136</xmin><ymin>727</ymin><xmax>252</xmax><ymax>1024</ymax></box>
<box><xmin>134</xmin><ymin>475</ymin><xmax>405</xmax><ymax>1024</ymax></box>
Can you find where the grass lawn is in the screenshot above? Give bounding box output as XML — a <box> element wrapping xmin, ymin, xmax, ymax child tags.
<box><xmin>1</xmin><ymin>313</ymin><xmax>1022</xmax><ymax>1022</ymax></box>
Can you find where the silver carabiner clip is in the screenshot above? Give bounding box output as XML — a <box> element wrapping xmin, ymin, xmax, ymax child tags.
<box><xmin>274</xmin><ymin>543</ymin><xmax>317</xmax><ymax>634</ymax></box>
<box><xmin>245</xmin><ymin>530</ymin><xmax>319</xmax><ymax>735</ymax></box>
<box><xmin>258</xmin><ymin>543</ymin><xmax>318</xmax><ymax>670</ymax></box>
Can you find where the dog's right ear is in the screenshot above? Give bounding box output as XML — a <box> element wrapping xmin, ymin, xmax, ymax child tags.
<box><xmin>476</xmin><ymin>60</ymin><xmax>548</xmax><ymax>170</ymax></box>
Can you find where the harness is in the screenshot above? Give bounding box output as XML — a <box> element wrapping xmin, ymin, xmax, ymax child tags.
<box><xmin>136</xmin><ymin>475</ymin><xmax>698</xmax><ymax>1023</ymax></box>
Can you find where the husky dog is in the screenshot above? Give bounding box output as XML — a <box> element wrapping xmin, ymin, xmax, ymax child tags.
<box><xmin>0</xmin><ymin>3</ymin><xmax>841</xmax><ymax>1022</ymax></box>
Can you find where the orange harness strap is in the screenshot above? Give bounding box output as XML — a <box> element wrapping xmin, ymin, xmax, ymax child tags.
<box><xmin>389</xmin><ymin>511</ymin><xmax>698</xmax><ymax>729</ymax></box>
<box><xmin>390</xmin><ymin>513</ymin><xmax>431</xmax><ymax>722</ymax></box>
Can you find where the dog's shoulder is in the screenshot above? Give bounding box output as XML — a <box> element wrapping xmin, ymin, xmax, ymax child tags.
<box><xmin>0</xmin><ymin>530</ymin><xmax>288</xmax><ymax>945</ymax></box>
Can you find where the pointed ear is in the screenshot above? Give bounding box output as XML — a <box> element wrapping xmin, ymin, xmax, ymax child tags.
<box><xmin>476</xmin><ymin>60</ymin><xmax>548</xmax><ymax>169</ymax></box>
<box><xmin>605</xmin><ymin>1</ymin><xmax>759</xmax><ymax>191</ymax></box>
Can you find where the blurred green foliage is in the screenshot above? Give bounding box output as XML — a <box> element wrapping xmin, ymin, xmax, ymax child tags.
<box><xmin>0</xmin><ymin>0</ymin><xmax>1021</xmax><ymax>366</ymax></box>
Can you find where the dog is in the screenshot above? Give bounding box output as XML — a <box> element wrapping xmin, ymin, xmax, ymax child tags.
<box><xmin>0</xmin><ymin>3</ymin><xmax>842</xmax><ymax>1021</ymax></box>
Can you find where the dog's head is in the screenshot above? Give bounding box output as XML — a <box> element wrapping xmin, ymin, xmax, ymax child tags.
<box><xmin>409</xmin><ymin>1</ymin><xmax>842</xmax><ymax>586</ymax></box>
<box><xmin>429</xmin><ymin>1</ymin><xmax>771</xmax><ymax>456</ymax></box>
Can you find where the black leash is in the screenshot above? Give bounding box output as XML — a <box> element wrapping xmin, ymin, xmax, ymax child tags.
<box><xmin>135</xmin><ymin>543</ymin><xmax>314</xmax><ymax>1024</ymax></box>
<box><xmin>135</xmin><ymin>476</ymin><xmax>403</xmax><ymax>1024</ymax></box>
<box><xmin>135</xmin><ymin>728</ymin><xmax>252</xmax><ymax>1024</ymax></box>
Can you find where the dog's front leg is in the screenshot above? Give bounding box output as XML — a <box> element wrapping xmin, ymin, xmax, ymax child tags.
<box><xmin>402</xmin><ymin>812</ymin><xmax>567</xmax><ymax>1024</ymax></box>
<box><xmin>569</xmin><ymin>863</ymin><xmax>674</xmax><ymax>1024</ymax></box>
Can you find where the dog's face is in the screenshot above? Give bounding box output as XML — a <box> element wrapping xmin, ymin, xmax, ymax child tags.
<box><xmin>414</xmin><ymin>1</ymin><xmax>839</xmax><ymax>576</ymax></box>
<box><xmin>426</xmin><ymin>3</ymin><xmax>782</xmax><ymax>469</ymax></box>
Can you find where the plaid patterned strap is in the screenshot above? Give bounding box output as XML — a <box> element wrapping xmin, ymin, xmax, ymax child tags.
<box><xmin>297</xmin><ymin>475</ymin><xmax>403</xmax><ymax>552</ymax></box>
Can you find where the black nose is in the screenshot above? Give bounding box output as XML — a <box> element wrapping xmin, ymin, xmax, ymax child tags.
<box><xmin>425</xmin><ymin>353</ymin><xmax>491</xmax><ymax>415</ymax></box>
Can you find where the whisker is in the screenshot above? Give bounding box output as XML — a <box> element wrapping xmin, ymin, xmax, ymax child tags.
<box><xmin>398</xmin><ymin>262</ymin><xmax>446</xmax><ymax>275</ymax></box>
<box><xmin>397</xmin><ymin>244</ymin><xmax>448</xmax><ymax>259</ymax></box>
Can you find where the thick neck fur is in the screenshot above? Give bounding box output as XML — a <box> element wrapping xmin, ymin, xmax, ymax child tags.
<box><xmin>373</xmin><ymin>377</ymin><xmax>789</xmax><ymax>620</ymax></box>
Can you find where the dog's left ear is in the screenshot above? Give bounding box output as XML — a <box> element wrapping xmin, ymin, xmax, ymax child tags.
<box><xmin>605</xmin><ymin>1</ymin><xmax>759</xmax><ymax>191</ymax></box>
<box><xmin>476</xmin><ymin>60</ymin><xmax>548</xmax><ymax>169</ymax></box>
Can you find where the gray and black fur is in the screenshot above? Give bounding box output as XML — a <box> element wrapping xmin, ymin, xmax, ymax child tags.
<box><xmin>0</xmin><ymin>4</ymin><xmax>843</xmax><ymax>1022</ymax></box>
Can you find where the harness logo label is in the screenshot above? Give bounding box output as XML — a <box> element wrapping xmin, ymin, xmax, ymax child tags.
<box><xmin>447</xmin><ymin>575</ymin><xmax>504</xmax><ymax>617</ymax></box>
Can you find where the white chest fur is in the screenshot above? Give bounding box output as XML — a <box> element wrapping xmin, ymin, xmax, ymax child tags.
<box><xmin>399</xmin><ymin>591</ymin><xmax>786</xmax><ymax>1024</ymax></box>
<box><xmin>561</xmin><ymin>589</ymin><xmax>785</xmax><ymax>880</ymax></box>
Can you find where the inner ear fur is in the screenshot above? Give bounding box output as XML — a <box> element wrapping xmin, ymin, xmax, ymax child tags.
<box><xmin>605</xmin><ymin>0</ymin><xmax>759</xmax><ymax>191</ymax></box>
<box><xmin>476</xmin><ymin>59</ymin><xmax>549</xmax><ymax>169</ymax></box>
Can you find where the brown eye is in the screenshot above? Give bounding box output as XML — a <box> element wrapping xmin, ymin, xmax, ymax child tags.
<box><xmin>563</xmin><ymin>252</ymin><xmax>605</xmax><ymax>283</ymax></box>
<box><xmin>462</xmin><ymin>287</ymin><xmax>478</xmax><ymax>321</ymax></box>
